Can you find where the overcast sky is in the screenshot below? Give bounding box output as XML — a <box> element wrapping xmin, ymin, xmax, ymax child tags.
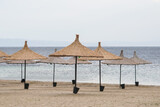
<box><xmin>0</xmin><ymin>0</ymin><xmax>160</xmax><ymax>46</ymax></box>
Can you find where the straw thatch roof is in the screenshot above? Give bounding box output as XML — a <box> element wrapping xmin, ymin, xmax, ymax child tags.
<box><xmin>0</xmin><ymin>50</ymin><xmax>9</xmax><ymax>58</ymax></box>
<box><xmin>0</xmin><ymin>58</ymin><xmax>7</xmax><ymax>63</ymax></box>
<box><xmin>37</xmin><ymin>48</ymin><xmax>67</xmax><ymax>64</ymax></box>
<box><xmin>49</xmin><ymin>34</ymin><xmax>103</xmax><ymax>57</ymax></box>
<box><xmin>130</xmin><ymin>51</ymin><xmax>152</xmax><ymax>65</ymax></box>
<box><xmin>79</xmin><ymin>42</ymin><xmax>122</xmax><ymax>61</ymax></box>
<box><xmin>6</xmin><ymin>60</ymin><xmax>36</xmax><ymax>64</ymax></box>
<box><xmin>66</xmin><ymin>57</ymin><xmax>92</xmax><ymax>64</ymax></box>
<box><xmin>37</xmin><ymin>57</ymin><xmax>67</xmax><ymax>64</ymax></box>
<box><xmin>102</xmin><ymin>50</ymin><xmax>137</xmax><ymax>65</ymax></box>
<box><xmin>4</xmin><ymin>41</ymin><xmax>46</xmax><ymax>60</ymax></box>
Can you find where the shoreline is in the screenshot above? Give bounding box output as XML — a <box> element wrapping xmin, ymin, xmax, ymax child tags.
<box><xmin>1</xmin><ymin>79</ymin><xmax>160</xmax><ymax>87</ymax></box>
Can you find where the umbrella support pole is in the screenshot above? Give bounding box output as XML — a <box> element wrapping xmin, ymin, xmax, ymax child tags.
<box><xmin>120</xmin><ymin>65</ymin><xmax>121</xmax><ymax>87</ymax></box>
<box><xmin>21</xmin><ymin>64</ymin><xmax>25</xmax><ymax>83</ymax></box>
<box><xmin>21</xmin><ymin>64</ymin><xmax>22</xmax><ymax>81</ymax></box>
<box><xmin>135</xmin><ymin>65</ymin><xmax>139</xmax><ymax>86</ymax></box>
<box><xmin>120</xmin><ymin>65</ymin><xmax>125</xmax><ymax>89</ymax></box>
<box><xmin>99</xmin><ymin>60</ymin><xmax>104</xmax><ymax>92</ymax></box>
<box><xmin>24</xmin><ymin>60</ymin><xmax>29</xmax><ymax>89</ymax></box>
<box><xmin>53</xmin><ymin>63</ymin><xmax>57</xmax><ymax>87</ymax></box>
<box><xmin>73</xmin><ymin>56</ymin><xmax>79</xmax><ymax>94</ymax></box>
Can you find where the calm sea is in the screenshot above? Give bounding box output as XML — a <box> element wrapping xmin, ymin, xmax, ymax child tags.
<box><xmin>0</xmin><ymin>47</ymin><xmax>159</xmax><ymax>86</ymax></box>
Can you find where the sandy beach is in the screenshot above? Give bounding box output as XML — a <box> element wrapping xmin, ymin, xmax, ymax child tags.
<box><xmin>0</xmin><ymin>80</ymin><xmax>160</xmax><ymax>107</ymax></box>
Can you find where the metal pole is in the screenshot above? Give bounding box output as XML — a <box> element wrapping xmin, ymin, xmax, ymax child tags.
<box><xmin>53</xmin><ymin>63</ymin><xmax>55</xmax><ymax>82</ymax></box>
<box><xmin>135</xmin><ymin>65</ymin><xmax>136</xmax><ymax>82</ymax></box>
<box><xmin>99</xmin><ymin>60</ymin><xmax>101</xmax><ymax>87</ymax></box>
<box><xmin>75</xmin><ymin>56</ymin><xmax>77</xmax><ymax>87</ymax></box>
<box><xmin>24</xmin><ymin>60</ymin><xmax>26</xmax><ymax>84</ymax></box>
<box><xmin>120</xmin><ymin>64</ymin><xmax>122</xmax><ymax>86</ymax></box>
<box><xmin>21</xmin><ymin>64</ymin><xmax>23</xmax><ymax>80</ymax></box>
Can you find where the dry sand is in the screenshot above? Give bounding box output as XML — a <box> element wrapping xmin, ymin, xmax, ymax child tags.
<box><xmin>0</xmin><ymin>80</ymin><xmax>160</xmax><ymax>107</ymax></box>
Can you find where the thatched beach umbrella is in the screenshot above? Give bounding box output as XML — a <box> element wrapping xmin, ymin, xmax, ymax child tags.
<box><xmin>37</xmin><ymin>49</ymin><xmax>68</xmax><ymax>87</ymax></box>
<box><xmin>79</xmin><ymin>42</ymin><xmax>122</xmax><ymax>91</ymax></box>
<box><xmin>6</xmin><ymin>60</ymin><xmax>36</xmax><ymax>83</ymax></box>
<box><xmin>102</xmin><ymin>50</ymin><xmax>137</xmax><ymax>89</ymax></box>
<box><xmin>5</xmin><ymin>41</ymin><xmax>46</xmax><ymax>89</ymax></box>
<box><xmin>49</xmin><ymin>34</ymin><xmax>102</xmax><ymax>94</ymax></box>
<box><xmin>0</xmin><ymin>50</ymin><xmax>9</xmax><ymax>58</ymax></box>
<box><xmin>130</xmin><ymin>51</ymin><xmax>151</xmax><ymax>86</ymax></box>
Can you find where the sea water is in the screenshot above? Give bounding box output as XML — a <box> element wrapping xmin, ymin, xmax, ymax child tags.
<box><xmin>0</xmin><ymin>47</ymin><xmax>159</xmax><ymax>86</ymax></box>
